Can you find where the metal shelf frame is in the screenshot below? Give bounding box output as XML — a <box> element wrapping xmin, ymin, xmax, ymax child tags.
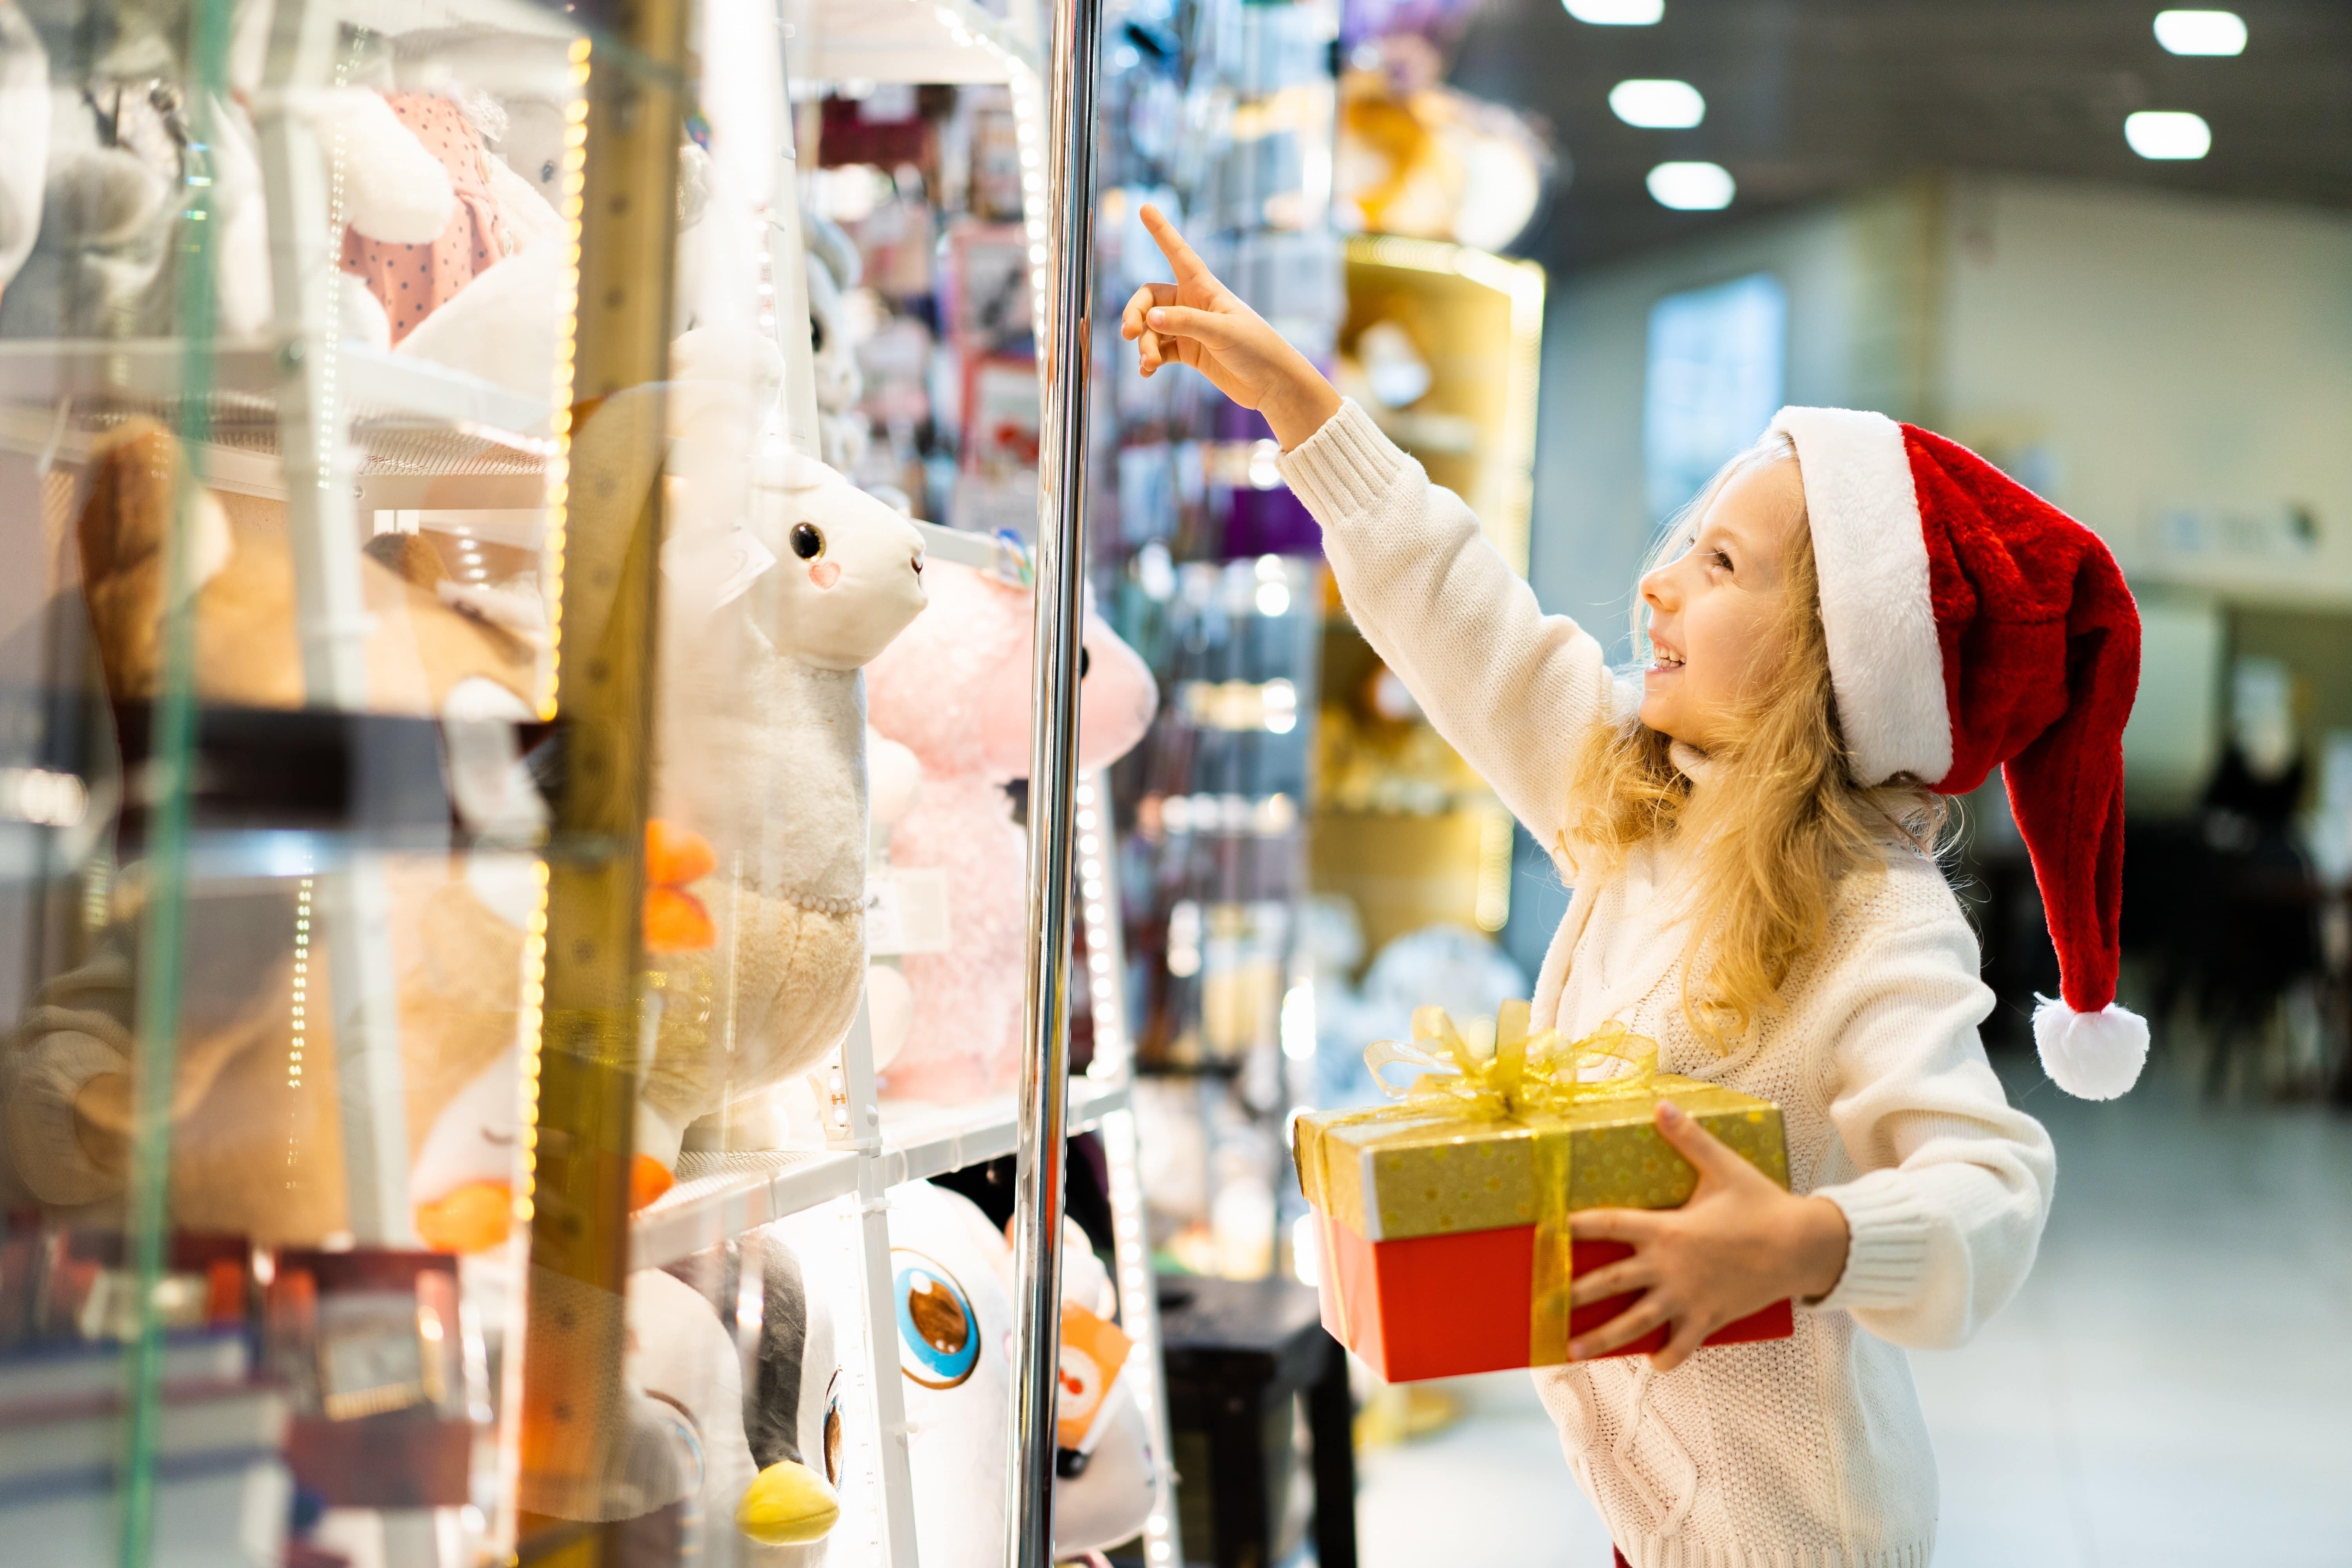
<box><xmin>4</xmin><ymin>0</ymin><xmax>1175</xmax><ymax>1556</ymax></box>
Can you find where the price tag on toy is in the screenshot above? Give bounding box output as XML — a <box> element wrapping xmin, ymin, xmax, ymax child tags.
<box><xmin>1055</xmin><ymin>1303</ymin><xmax>1135</xmax><ymax>1451</ymax></box>
<box><xmin>866</xmin><ymin>867</ymin><xmax>949</xmax><ymax>955</ymax></box>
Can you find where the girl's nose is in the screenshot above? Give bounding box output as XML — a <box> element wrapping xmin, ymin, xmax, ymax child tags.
<box><xmin>1640</xmin><ymin>565</ymin><xmax>1676</xmax><ymax>613</ymax></box>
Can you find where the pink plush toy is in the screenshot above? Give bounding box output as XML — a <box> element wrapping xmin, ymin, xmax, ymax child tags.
<box><xmin>864</xmin><ymin>560</ymin><xmax>1155</xmax><ymax>1101</ymax></box>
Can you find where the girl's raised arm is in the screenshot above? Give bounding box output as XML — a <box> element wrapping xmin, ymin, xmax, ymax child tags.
<box><xmin>1123</xmin><ymin>208</ymin><xmax>1617</xmax><ymax>853</ymax></box>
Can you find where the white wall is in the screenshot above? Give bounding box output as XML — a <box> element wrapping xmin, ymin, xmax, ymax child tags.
<box><xmin>1508</xmin><ymin>172</ymin><xmax>2352</xmax><ymax>853</ymax></box>
<box><xmin>1526</xmin><ymin>183</ymin><xmax>1938</xmax><ymax>661</ymax></box>
<box><xmin>1938</xmin><ymin>176</ymin><xmax>2352</xmax><ymax>606</ymax></box>
<box><xmin>1528</xmin><ymin>174</ymin><xmax>2352</xmax><ymax>639</ymax></box>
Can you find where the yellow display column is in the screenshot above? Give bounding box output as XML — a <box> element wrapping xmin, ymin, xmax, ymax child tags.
<box><xmin>514</xmin><ymin>0</ymin><xmax>687</xmax><ymax>1558</ymax></box>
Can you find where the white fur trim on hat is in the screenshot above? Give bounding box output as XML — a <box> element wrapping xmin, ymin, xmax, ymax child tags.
<box><xmin>2033</xmin><ymin>996</ymin><xmax>2150</xmax><ymax>1100</ymax></box>
<box><xmin>1768</xmin><ymin>407</ymin><xmax>1953</xmax><ymax>787</ymax></box>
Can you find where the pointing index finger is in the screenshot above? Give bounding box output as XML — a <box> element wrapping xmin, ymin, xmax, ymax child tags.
<box><xmin>1138</xmin><ymin>203</ymin><xmax>1213</xmax><ymax>284</ymax></box>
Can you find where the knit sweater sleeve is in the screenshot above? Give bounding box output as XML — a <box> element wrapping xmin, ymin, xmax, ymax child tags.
<box><xmin>1806</xmin><ymin>894</ymin><xmax>2057</xmax><ymax>1350</ymax></box>
<box><xmin>1277</xmin><ymin>399</ymin><xmax>1615</xmax><ymax>854</ymax></box>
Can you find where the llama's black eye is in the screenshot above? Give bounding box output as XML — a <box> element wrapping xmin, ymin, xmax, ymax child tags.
<box><xmin>791</xmin><ymin>523</ymin><xmax>825</xmax><ymax>560</ymax></box>
<box><xmin>540</xmin><ymin>161</ymin><xmax>555</xmax><ymax>183</ymax></box>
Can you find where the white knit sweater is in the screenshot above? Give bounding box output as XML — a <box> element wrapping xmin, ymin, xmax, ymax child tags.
<box><xmin>1280</xmin><ymin>401</ymin><xmax>2056</xmax><ymax>1568</ymax></box>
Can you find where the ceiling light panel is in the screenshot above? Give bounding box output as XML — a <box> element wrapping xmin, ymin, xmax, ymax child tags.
<box><xmin>1564</xmin><ymin>0</ymin><xmax>1664</xmax><ymax>24</ymax></box>
<box><xmin>1609</xmin><ymin>79</ymin><xmax>1706</xmax><ymax>129</ymax></box>
<box><xmin>2153</xmin><ymin>10</ymin><xmax>2247</xmax><ymax>56</ymax></box>
<box><xmin>2125</xmin><ymin>110</ymin><xmax>2212</xmax><ymax>159</ymax></box>
<box><xmin>1647</xmin><ymin>161</ymin><xmax>1735</xmax><ymax>210</ymax></box>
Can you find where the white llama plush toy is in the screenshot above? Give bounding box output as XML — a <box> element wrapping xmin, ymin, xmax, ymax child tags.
<box><xmin>624</xmin><ymin>337</ymin><xmax>927</xmax><ymax>1176</ymax></box>
<box><xmin>0</xmin><ymin>0</ymin><xmax>48</xmax><ymax>301</ymax></box>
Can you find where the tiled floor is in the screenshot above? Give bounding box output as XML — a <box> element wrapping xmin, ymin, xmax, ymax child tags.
<box><xmin>1354</xmin><ymin>1060</ymin><xmax>2352</xmax><ymax>1566</ymax></box>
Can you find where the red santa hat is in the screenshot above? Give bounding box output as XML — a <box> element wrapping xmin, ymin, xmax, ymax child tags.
<box><xmin>1768</xmin><ymin>407</ymin><xmax>2146</xmax><ymax>1100</ymax></box>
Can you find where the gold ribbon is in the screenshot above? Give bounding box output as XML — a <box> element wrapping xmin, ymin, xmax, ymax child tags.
<box><xmin>1299</xmin><ymin>1002</ymin><xmax>1660</xmax><ymax>1366</ymax></box>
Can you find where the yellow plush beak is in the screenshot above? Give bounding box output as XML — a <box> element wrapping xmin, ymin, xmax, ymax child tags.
<box><xmin>735</xmin><ymin>1459</ymin><xmax>841</xmax><ymax>1545</ymax></box>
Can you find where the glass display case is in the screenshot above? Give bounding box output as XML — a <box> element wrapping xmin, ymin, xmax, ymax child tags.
<box><xmin>0</xmin><ymin>0</ymin><xmax>1171</xmax><ymax>1563</ymax></box>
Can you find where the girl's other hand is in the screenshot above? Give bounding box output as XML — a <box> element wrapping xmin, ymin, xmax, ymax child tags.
<box><xmin>1120</xmin><ymin>204</ymin><xmax>1341</xmax><ymax>451</ymax></box>
<box><xmin>1564</xmin><ymin>1100</ymin><xmax>1852</xmax><ymax>1372</ymax></box>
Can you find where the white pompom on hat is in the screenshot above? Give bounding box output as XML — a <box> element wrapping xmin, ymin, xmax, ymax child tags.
<box><xmin>1768</xmin><ymin>407</ymin><xmax>2147</xmax><ymax>1100</ymax></box>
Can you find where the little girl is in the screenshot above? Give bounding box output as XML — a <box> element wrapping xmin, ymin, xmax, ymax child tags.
<box><xmin>1122</xmin><ymin>208</ymin><xmax>2146</xmax><ymax>1567</ymax></box>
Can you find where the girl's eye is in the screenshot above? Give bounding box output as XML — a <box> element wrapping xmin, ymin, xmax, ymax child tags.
<box><xmin>1709</xmin><ymin>549</ymin><xmax>1734</xmax><ymax>572</ymax></box>
<box><xmin>791</xmin><ymin>523</ymin><xmax>826</xmax><ymax>561</ymax></box>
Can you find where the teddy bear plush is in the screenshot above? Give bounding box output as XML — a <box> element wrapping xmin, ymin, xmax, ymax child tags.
<box><xmin>863</xmin><ymin>560</ymin><xmax>1157</xmax><ymax>1101</ymax></box>
<box><xmin>0</xmin><ymin>414</ymin><xmax>541</xmax><ymax>1245</ymax></box>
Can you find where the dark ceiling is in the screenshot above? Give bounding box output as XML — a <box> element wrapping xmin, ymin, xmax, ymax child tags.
<box><xmin>1445</xmin><ymin>0</ymin><xmax>2352</xmax><ymax>274</ymax></box>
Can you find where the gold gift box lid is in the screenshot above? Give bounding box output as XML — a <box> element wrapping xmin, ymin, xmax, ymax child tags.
<box><xmin>1296</xmin><ymin>1075</ymin><xmax>1788</xmax><ymax>1243</ymax></box>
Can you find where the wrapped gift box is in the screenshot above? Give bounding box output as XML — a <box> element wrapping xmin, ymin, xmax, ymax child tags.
<box><xmin>1293</xmin><ymin>1013</ymin><xmax>1795</xmax><ymax>1383</ymax></box>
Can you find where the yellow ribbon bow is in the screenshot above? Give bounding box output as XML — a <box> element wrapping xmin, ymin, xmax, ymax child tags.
<box><xmin>1364</xmin><ymin>1000</ymin><xmax>1660</xmax><ymax>1119</ymax></box>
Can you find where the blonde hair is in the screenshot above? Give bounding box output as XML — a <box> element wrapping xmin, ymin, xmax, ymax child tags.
<box><xmin>1560</xmin><ymin>434</ymin><xmax>1948</xmax><ymax>1049</ymax></box>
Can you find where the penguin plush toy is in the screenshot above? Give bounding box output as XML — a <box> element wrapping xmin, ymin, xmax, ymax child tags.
<box><xmin>629</xmin><ymin>1223</ymin><xmax>844</xmax><ymax>1566</ymax></box>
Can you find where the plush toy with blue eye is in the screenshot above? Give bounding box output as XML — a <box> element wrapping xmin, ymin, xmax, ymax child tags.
<box><xmin>897</xmin><ymin>1250</ymin><xmax>983</xmax><ymax>1390</ymax></box>
<box><xmin>887</xmin><ymin>1181</ymin><xmax>1157</xmax><ymax>1567</ymax></box>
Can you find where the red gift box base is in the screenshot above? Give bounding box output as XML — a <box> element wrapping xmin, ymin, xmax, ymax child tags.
<box><xmin>1317</xmin><ymin>1212</ymin><xmax>1793</xmax><ymax>1383</ymax></box>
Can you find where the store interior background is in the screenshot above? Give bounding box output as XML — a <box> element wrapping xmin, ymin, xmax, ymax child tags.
<box><xmin>1426</xmin><ymin>5</ymin><xmax>2351</xmax><ymax>1564</ymax></box>
<box><xmin>0</xmin><ymin>0</ymin><xmax>2345</xmax><ymax>1559</ymax></box>
<box><xmin>1004</xmin><ymin>0</ymin><xmax>2352</xmax><ymax>1562</ymax></box>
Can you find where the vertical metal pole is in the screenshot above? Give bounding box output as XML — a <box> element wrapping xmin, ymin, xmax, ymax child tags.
<box><xmin>1007</xmin><ymin>0</ymin><xmax>1102</xmax><ymax>1561</ymax></box>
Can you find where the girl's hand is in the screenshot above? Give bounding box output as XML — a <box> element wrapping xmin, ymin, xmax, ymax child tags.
<box><xmin>1565</xmin><ymin>1100</ymin><xmax>1851</xmax><ymax>1372</ymax></box>
<box><xmin>1120</xmin><ymin>205</ymin><xmax>1341</xmax><ymax>451</ymax></box>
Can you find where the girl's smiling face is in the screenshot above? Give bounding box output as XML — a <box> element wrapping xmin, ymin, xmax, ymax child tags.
<box><xmin>1637</xmin><ymin>457</ymin><xmax>1808</xmax><ymax>752</ymax></box>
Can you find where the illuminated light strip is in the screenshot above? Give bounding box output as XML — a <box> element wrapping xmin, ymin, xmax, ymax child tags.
<box><xmin>493</xmin><ymin>853</ymin><xmax>552</xmax><ymax>1556</ymax></box>
<box><xmin>537</xmin><ymin>38</ymin><xmax>593</xmax><ymax>721</ymax></box>
<box><xmin>998</xmin><ymin>42</ymin><xmax>1052</xmax><ymax>345</ymax></box>
<box><xmin>912</xmin><ymin>0</ymin><xmax>1046</xmax><ymax>339</ymax></box>
<box><xmin>1075</xmin><ymin>773</ymin><xmax>1180</xmax><ymax>1566</ymax></box>
<box><xmin>286</xmin><ymin>872</ymin><xmax>313</xmax><ymax>1191</ymax></box>
<box><xmin>1074</xmin><ymin>774</ymin><xmax>1126</xmax><ymax>1072</ymax></box>
<box><xmin>514</xmin><ymin>856</ymin><xmax>551</xmax><ymax>1231</ymax></box>
<box><xmin>288</xmin><ymin>877</ymin><xmax>312</xmax><ymax>1091</ymax></box>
